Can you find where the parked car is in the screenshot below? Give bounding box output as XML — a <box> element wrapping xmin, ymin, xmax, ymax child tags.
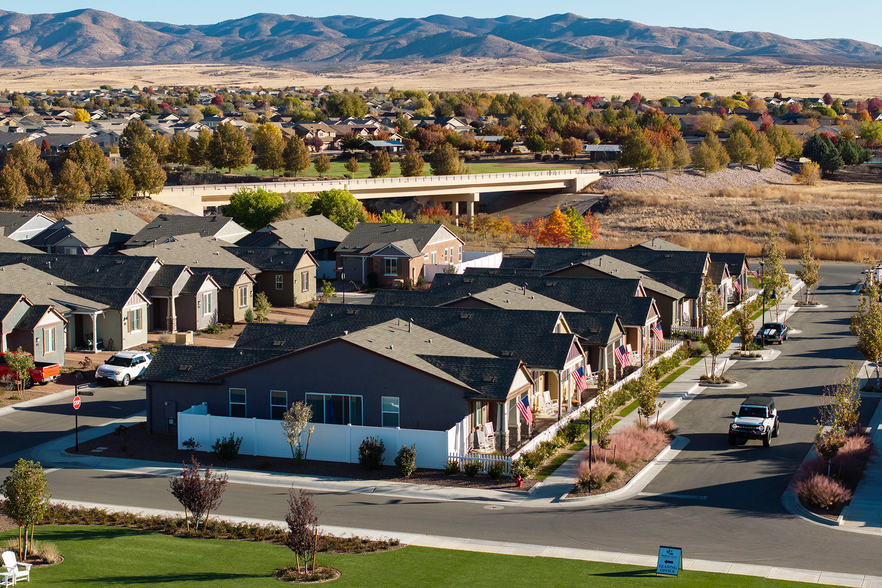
<box><xmin>0</xmin><ymin>352</ymin><xmax>61</xmax><ymax>387</ymax></box>
<box><xmin>96</xmin><ymin>351</ymin><xmax>153</xmax><ymax>387</ymax></box>
<box><xmin>729</xmin><ymin>396</ymin><xmax>779</xmax><ymax>447</ymax></box>
<box><xmin>755</xmin><ymin>322</ymin><xmax>789</xmax><ymax>344</ymax></box>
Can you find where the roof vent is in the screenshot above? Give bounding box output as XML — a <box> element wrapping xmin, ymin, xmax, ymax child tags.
<box><xmin>482</xmin><ymin>376</ymin><xmax>497</xmax><ymax>383</ymax></box>
<box><xmin>346</xmin><ymin>309</ymin><xmax>359</xmax><ymax>315</ymax></box>
<box><xmin>247</xmin><ymin>250</ymin><xmax>254</xmax><ymax>254</ymax></box>
<box><xmin>545</xmin><ymin>282</ymin><xmax>556</xmax><ymax>287</ymax></box>
<box><xmin>463</xmin><ymin>278</ymin><xmax>473</xmax><ymax>283</ymax></box>
<box><xmin>590</xmin><ymin>328</ymin><xmax>600</xmax><ymax>334</ymax></box>
<box><xmin>272</xmin><ymin>340</ymin><xmax>285</xmax><ymax>346</ymax></box>
<box><xmin>501</xmin><ymin>350</ymin><xmax>513</xmax><ymax>357</ymax></box>
<box><xmin>283</xmin><ymin>250</ymin><xmax>291</xmax><ymax>255</ymax></box>
<box><xmin>178</xmin><ymin>365</ymin><xmax>192</xmax><ymax>371</ymax></box>
<box><xmin>460</xmin><ymin>313</ymin><xmax>473</xmax><ymax>320</ymax></box>
<box><xmin>116</xmin><ymin>260</ymin><xmax>124</xmax><ymax>264</ymax></box>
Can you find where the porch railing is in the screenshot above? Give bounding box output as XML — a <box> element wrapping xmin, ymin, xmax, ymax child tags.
<box><xmin>651</xmin><ymin>338</ymin><xmax>681</xmax><ymax>356</ymax></box>
<box><xmin>671</xmin><ymin>325</ymin><xmax>708</xmax><ymax>340</ymax></box>
<box><xmin>448</xmin><ymin>453</ymin><xmax>512</xmax><ymax>476</ymax></box>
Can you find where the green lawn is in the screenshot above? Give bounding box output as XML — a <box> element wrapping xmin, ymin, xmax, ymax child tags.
<box><xmin>1</xmin><ymin>526</ymin><xmax>839</xmax><ymax>587</ymax></box>
<box><xmin>201</xmin><ymin>161</ymin><xmax>553</xmax><ymax>180</ymax></box>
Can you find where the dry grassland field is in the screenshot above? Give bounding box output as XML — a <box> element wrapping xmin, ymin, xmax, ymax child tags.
<box><xmin>2</xmin><ymin>59</ymin><xmax>881</xmax><ymax>96</ymax></box>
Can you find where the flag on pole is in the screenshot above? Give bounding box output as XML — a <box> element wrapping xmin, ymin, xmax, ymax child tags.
<box><xmin>573</xmin><ymin>367</ymin><xmax>588</xmax><ymax>392</ymax></box>
<box><xmin>652</xmin><ymin>323</ymin><xmax>664</xmax><ymax>341</ymax></box>
<box><xmin>614</xmin><ymin>345</ymin><xmax>630</xmax><ymax>368</ymax></box>
<box><xmin>516</xmin><ymin>395</ymin><xmax>533</xmax><ymax>423</ymax></box>
<box><xmin>733</xmin><ymin>280</ymin><xmax>742</xmax><ymax>294</ymax></box>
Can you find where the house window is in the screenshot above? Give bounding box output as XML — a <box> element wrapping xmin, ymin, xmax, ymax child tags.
<box><xmin>230</xmin><ymin>388</ymin><xmax>246</xmax><ymax>418</ymax></box>
<box><xmin>443</xmin><ymin>248</ymin><xmax>447</xmax><ymax>262</ymax></box>
<box><xmin>305</xmin><ymin>393</ymin><xmax>363</xmax><ymax>425</ymax></box>
<box><xmin>270</xmin><ymin>390</ymin><xmax>288</xmax><ymax>420</ymax></box>
<box><xmin>63</xmin><ymin>247</ymin><xmax>78</xmax><ymax>255</ymax></box>
<box><xmin>301</xmin><ymin>271</ymin><xmax>309</xmax><ymax>293</ymax></box>
<box><xmin>239</xmin><ymin>285</ymin><xmax>248</xmax><ymax>308</ymax></box>
<box><xmin>384</xmin><ymin>258</ymin><xmax>398</xmax><ymax>276</ymax></box>
<box><xmin>431</xmin><ymin>252</ymin><xmax>436</xmax><ymax>264</ymax></box>
<box><xmin>202</xmin><ymin>292</ymin><xmax>212</xmax><ymax>315</ymax></box>
<box><xmin>44</xmin><ymin>327</ymin><xmax>56</xmax><ymax>353</ymax></box>
<box><xmin>458</xmin><ymin>244</ymin><xmax>462</xmax><ymax>261</ymax></box>
<box><xmin>276</xmin><ymin>275</ymin><xmax>284</xmax><ymax>290</ymax></box>
<box><xmin>382</xmin><ymin>396</ymin><xmax>399</xmax><ymax>428</ymax></box>
<box><xmin>127</xmin><ymin>308</ymin><xmax>142</xmax><ymax>333</ymax></box>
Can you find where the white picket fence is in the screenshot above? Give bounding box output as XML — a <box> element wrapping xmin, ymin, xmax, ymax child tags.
<box><xmin>446</xmin><ymin>453</ymin><xmax>512</xmax><ymax>476</ymax></box>
<box><xmin>671</xmin><ymin>325</ymin><xmax>708</xmax><ymax>340</ymax></box>
<box><xmin>178</xmin><ymin>404</ymin><xmax>453</xmax><ymax>469</ymax></box>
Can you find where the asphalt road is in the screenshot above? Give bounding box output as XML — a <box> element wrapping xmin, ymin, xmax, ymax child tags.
<box><xmin>2</xmin><ymin>264</ymin><xmax>881</xmax><ymax>576</ymax></box>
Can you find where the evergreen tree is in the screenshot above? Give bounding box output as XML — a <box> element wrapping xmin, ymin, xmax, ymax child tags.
<box><xmin>369</xmin><ymin>150</ymin><xmax>391</xmax><ymax>178</ymax></box>
<box><xmin>399</xmin><ymin>150</ymin><xmax>425</xmax><ymax>177</ymax></box>
<box><xmin>819</xmin><ymin>145</ymin><xmax>844</xmax><ymax>174</ymax></box>
<box><xmin>430</xmin><ymin>143</ymin><xmax>466</xmax><ymax>175</ymax></box>
<box><xmin>344</xmin><ymin>157</ymin><xmax>360</xmax><ymax>176</ymax></box>
<box><xmin>55</xmin><ymin>159</ymin><xmax>89</xmax><ymax>206</ymax></box>
<box><xmin>282</xmin><ymin>136</ymin><xmax>310</xmax><ymax>177</ymax></box>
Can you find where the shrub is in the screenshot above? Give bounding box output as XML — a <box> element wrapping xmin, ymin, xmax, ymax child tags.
<box><xmin>366</xmin><ymin>272</ymin><xmax>379</xmax><ymax>289</ymax></box>
<box><xmin>487</xmin><ymin>460</ymin><xmax>505</xmax><ymax>480</ymax></box>
<box><xmin>519</xmin><ymin>450</ymin><xmax>542</xmax><ymax>471</ymax></box>
<box><xmin>690</xmin><ymin>342</ymin><xmax>708</xmax><ymax>356</ymax></box>
<box><xmin>211</xmin><ymin>434</ymin><xmax>242</xmax><ymax>461</ymax></box>
<box><xmin>204</xmin><ymin>324</ymin><xmax>221</xmax><ymax>335</ymax></box>
<box><xmin>608</xmin><ymin>425</ymin><xmax>668</xmax><ymax>468</ymax></box>
<box><xmin>444</xmin><ymin>459</ymin><xmax>460</xmax><ymax>475</ymax></box>
<box><xmin>510</xmin><ymin>457</ymin><xmax>532</xmax><ymax>479</ymax></box>
<box><xmin>358</xmin><ymin>436</ymin><xmax>385</xmax><ymax>470</ymax></box>
<box><xmin>576</xmin><ymin>459</ymin><xmax>619</xmax><ymax>490</ymax></box>
<box><xmin>244</xmin><ymin>308</ymin><xmax>255</xmax><ymax>323</ymax></box>
<box><xmin>560</xmin><ymin>420</ymin><xmax>587</xmax><ymax>443</ymax></box>
<box><xmin>463</xmin><ymin>461</ymin><xmax>481</xmax><ymax>477</ymax></box>
<box><xmin>394</xmin><ymin>444</ymin><xmax>417</xmax><ymax>477</ymax></box>
<box><xmin>795</xmin><ymin>473</ymin><xmax>853</xmax><ymax>511</ymax></box>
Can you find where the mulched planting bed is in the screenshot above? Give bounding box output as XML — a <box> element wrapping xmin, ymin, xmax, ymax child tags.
<box><xmin>275</xmin><ymin>566</ymin><xmax>341</xmax><ymax>583</ymax></box>
<box><xmin>71</xmin><ymin>421</ymin><xmax>535</xmax><ymax>491</ymax></box>
<box><xmin>565</xmin><ymin>436</ymin><xmax>673</xmax><ymax>498</ymax></box>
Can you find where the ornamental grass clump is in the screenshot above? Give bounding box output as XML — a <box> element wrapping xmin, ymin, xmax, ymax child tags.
<box><xmin>576</xmin><ymin>459</ymin><xmax>619</xmax><ymax>490</ymax></box>
<box><xmin>795</xmin><ymin>473</ymin><xmax>853</xmax><ymax>511</ymax></box>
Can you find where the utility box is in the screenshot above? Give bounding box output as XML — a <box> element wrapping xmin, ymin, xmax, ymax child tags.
<box><xmin>175</xmin><ymin>331</ymin><xmax>194</xmax><ymax>345</ymax></box>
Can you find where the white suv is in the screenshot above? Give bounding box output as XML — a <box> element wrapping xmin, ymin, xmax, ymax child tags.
<box><xmin>96</xmin><ymin>351</ymin><xmax>153</xmax><ymax>387</ymax></box>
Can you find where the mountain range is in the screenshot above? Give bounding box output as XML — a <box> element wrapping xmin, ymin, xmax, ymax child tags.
<box><xmin>1</xmin><ymin>9</ymin><xmax>881</xmax><ymax>69</ymax></box>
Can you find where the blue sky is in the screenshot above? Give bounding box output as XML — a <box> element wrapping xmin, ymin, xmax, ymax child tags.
<box><xmin>32</xmin><ymin>2</ymin><xmax>882</xmax><ymax>47</ymax></box>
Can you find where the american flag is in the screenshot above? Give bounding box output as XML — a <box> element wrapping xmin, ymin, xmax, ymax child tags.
<box><xmin>572</xmin><ymin>367</ymin><xmax>588</xmax><ymax>392</ymax></box>
<box><xmin>652</xmin><ymin>323</ymin><xmax>664</xmax><ymax>341</ymax></box>
<box><xmin>752</xmin><ymin>269</ymin><xmax>760</xmax><ymax>279</ymax></box>
<box><xmin>614</xmin><ymin>344</ymin><xmax>630</xmax><ymax>368</ymax></box>
<box><xmin>516</xmin><ymin>395</ymin><xmax>533</xmax><ymax>423</ymax></box>
<box><xmin>733</xmin><ymin>280</ymin><xmax>742</xmax><ymax>294</ymax></box>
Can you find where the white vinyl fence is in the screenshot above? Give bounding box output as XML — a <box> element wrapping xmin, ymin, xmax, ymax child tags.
<box><xmin>178</xmin><ymin>403</ymin><xmax>454</xmax><ymax>470</ymax></box>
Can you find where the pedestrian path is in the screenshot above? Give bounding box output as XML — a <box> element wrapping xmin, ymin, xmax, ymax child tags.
<box><xmin>39</xmin><ymin>497</ymin><xmax>882</xmax><ymax>588</ymax></box>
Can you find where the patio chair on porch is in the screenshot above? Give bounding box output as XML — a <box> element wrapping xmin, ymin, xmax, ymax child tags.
<box><xmin>483</xmin><ymin>422</ymin><xmax>496</xmax><ymax>449</ymax></box>
<box><xmin>542</xmin><ymin>390</ymin><xmax>558</xmax><ymax>415</ymax></box>
<box><xmin>474</xmin><ymin>428</ymin><xmax>493</xmax><ymax>452</ymax></box>
<box><xmin>626</xmin><ymin>344</ymin><xmax>640</xmax><ymax>365</ymax></box>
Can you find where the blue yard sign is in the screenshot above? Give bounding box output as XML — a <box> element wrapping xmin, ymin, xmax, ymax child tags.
<box><xmin>656</xmin><ymin>545</ymin><xmax>683</xmax><ymax>576</ymax></box>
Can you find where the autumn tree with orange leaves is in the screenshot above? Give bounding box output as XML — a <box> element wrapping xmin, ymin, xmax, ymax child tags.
<box><xmin>538</xmin><ymin>208</ymin><xmax>571</xmax><ymax>247</ymax></box>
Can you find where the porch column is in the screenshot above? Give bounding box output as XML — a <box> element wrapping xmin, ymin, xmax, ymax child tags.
<box><xmin>497</xmin><ymin>402</ymin><xmax>506</xmax><ymax>451</ymax></box>
<box><xmin>557</xmin><ymin>370</ymin><xmax>564</xmax><ymax>416</ymax></box>
<box><xmin>91</xmin><ymin>312</ymin><xmax>98</xmax><ymax>354</ymax></box>
<box><xmin>167</xmin><ymin>291</ymin><xmax>177</xmax><ymax>333</ymax></box>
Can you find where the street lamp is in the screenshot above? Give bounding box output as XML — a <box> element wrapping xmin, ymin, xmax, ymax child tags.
<box><xmin>760</xmin><ymin>260</ymin><xmax>766</xmax><ymax>327</ymax></box>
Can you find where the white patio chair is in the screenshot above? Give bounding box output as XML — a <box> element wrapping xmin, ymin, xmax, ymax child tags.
<box><xmin>483</xmin><ymin>422</ymin><xmax>496</xmax><ymax>447</ymax></box>
<box><xmin>542</xmin><ymin>390</ymin><xmax>558</xmax><ymax>415</ymax></box>
<box><xmin>474</xmin><ymin>429</ymin><xmax>492</xmax><ymax>452</ymax></box>
<box><xmin>1</xmin><ymin>551</ymin><xmax>31</xmax><ymax>584</ymax></box>
<box><xmin>0</xmin><ymin>569</ymin><xmax>13</xmax><ymax>588</ymax></box>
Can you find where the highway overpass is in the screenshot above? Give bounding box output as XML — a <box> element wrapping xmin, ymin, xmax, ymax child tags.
<box><xmin>152</xmin><ymin>169</ymin><xmax>602</xmax><ymax>219</ymax></box>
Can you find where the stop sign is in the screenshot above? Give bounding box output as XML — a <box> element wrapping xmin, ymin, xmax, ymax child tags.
<box><xmin>73</xmin><ymin>396</ymin><xmax>81</xmax><ymax>410</ymax></box>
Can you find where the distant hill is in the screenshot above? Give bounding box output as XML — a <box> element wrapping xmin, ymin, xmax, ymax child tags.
<box><xmin>1</xmin><ymin>9</ymin><xmax>880</xmax><ymax>68</ymax></box>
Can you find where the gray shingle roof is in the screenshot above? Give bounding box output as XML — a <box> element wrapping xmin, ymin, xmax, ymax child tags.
<box><xmin>335</xmin><ymin>223</ymin><xmax>458</xmax><ymax>257</ymax></box>
<box><xmin>29</xmin><ymin>210</ymin><xmax>147</xmax><ymax>249</ymax></box>
<box><xmin>0</xmin><ymin>236</ymin><xmax>41</xmax><ymax>254</ymax></box>
<box><xmin>120</xmin><ymin>236</ymin><xmax>259</xmax><ymax>273</ymax></box>
<box><xmin>237</xmin><ymin>215</ymin><xmax>349</xmax><ymax>251</ymax></box>
<box><xmin>0</xmin><ymin>252</ymin><xmax>159</xmax><ymax>290</ymax></box>
<box><xmin>222</xmin><ymin>247</ymin><xmax>314</xmax><ymax>272</ymax></box>
<box><xmin>125</xmin><ymin>214</ymin><xmax>244</xmax><ymax>248</ymax></box>
<box><xmin>0</xmin><ymin>263</ymin><xmax>107</xmax><ymax>312</ymax></box>
<box><xmin>16</xmin><ymin>305</ymin><xmax>65</xmax><ymax>330</ymax></box>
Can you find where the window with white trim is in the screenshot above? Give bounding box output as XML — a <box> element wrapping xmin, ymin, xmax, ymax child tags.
<box><xmin>443</xmin><ymin>248</ymin><xmax>447</xmax><ymax>262</ymax></box>
<box><xmin>239</xmin><ymin>285</ymin><xmax>248</xmax><ymax>308</ymax></box>
<box><xmin>301</xmin><ymin>271</ymin><xmax>309</xmax><ymax>292</ymax></box>
<box><xmin>202</xmin><ymin>292</ymin><xmax>212</xmax><ymax>315</ymax></box>
<box><xmin>382</xmin><ymin>396</ymin><xmax>399</xmax><ymax>428</ymax></box>
<box><xmin>270</xmin><ymin>390</ymin><xmax>287</xmax><ymax>420</ymax></box>
<box><xmin>305</xmin><ymin>393</ymin><xmax>363</xmax><ymax>425</ymax></box>
<box><xmin>230</xmin><ymin>388</ymin><xmax>246</xmax><ymax>418</ymax></box>
<box><xmin>384</xmin><ymin>258</ymin><xmax>398</xmax><ymax>276</ymax></box>
<box><xmin>458</xmin><ymin>244</ymin><xmax>462</xmax><ymax>261</ymax></box>
<box><xmin>275</xmin><ymin>275</ymin><xmax>284</xmax><ymax>290</ymax></box>
<box><xmin>431</xmin><ymin>252</ymin><xmax>436</xmax><ymax>264</ymax></box>
<box><xmin>44</xmin><ymin>326</ymin><xmax>56</xmax><ymax>353</ymax></box>
<box><xmin>127</xmin><ymin>308</ymin><xmax>142</xmax><ymax>333</ymax></box>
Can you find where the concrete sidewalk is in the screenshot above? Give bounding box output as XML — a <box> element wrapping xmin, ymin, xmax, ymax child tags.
<box><xmin>41</xmin><ymin>497</ymin><xmax>882</xmax><ymax>587</ymax></box>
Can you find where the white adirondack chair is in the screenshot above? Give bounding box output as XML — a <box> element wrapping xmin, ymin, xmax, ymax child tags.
<box><xmin>542</xmin><ymin>390</ymin><xmax>559</xmax><ymax>415</ymax></box>
<box><xmin>483</xmin><ymin>422</ymin><xmax>496</xmax><ymax>448</ymax></box>
<box><xmin>1</xmin><ymin>551</ymin><xmax>31</xmax><ymax>584</ymax></box>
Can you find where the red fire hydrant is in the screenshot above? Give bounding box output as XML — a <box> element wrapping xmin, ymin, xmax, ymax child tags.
<box><xmin>516</xmin><ymin>475</ymin><xmax>523</xmax><ymax>488</ymax></box>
